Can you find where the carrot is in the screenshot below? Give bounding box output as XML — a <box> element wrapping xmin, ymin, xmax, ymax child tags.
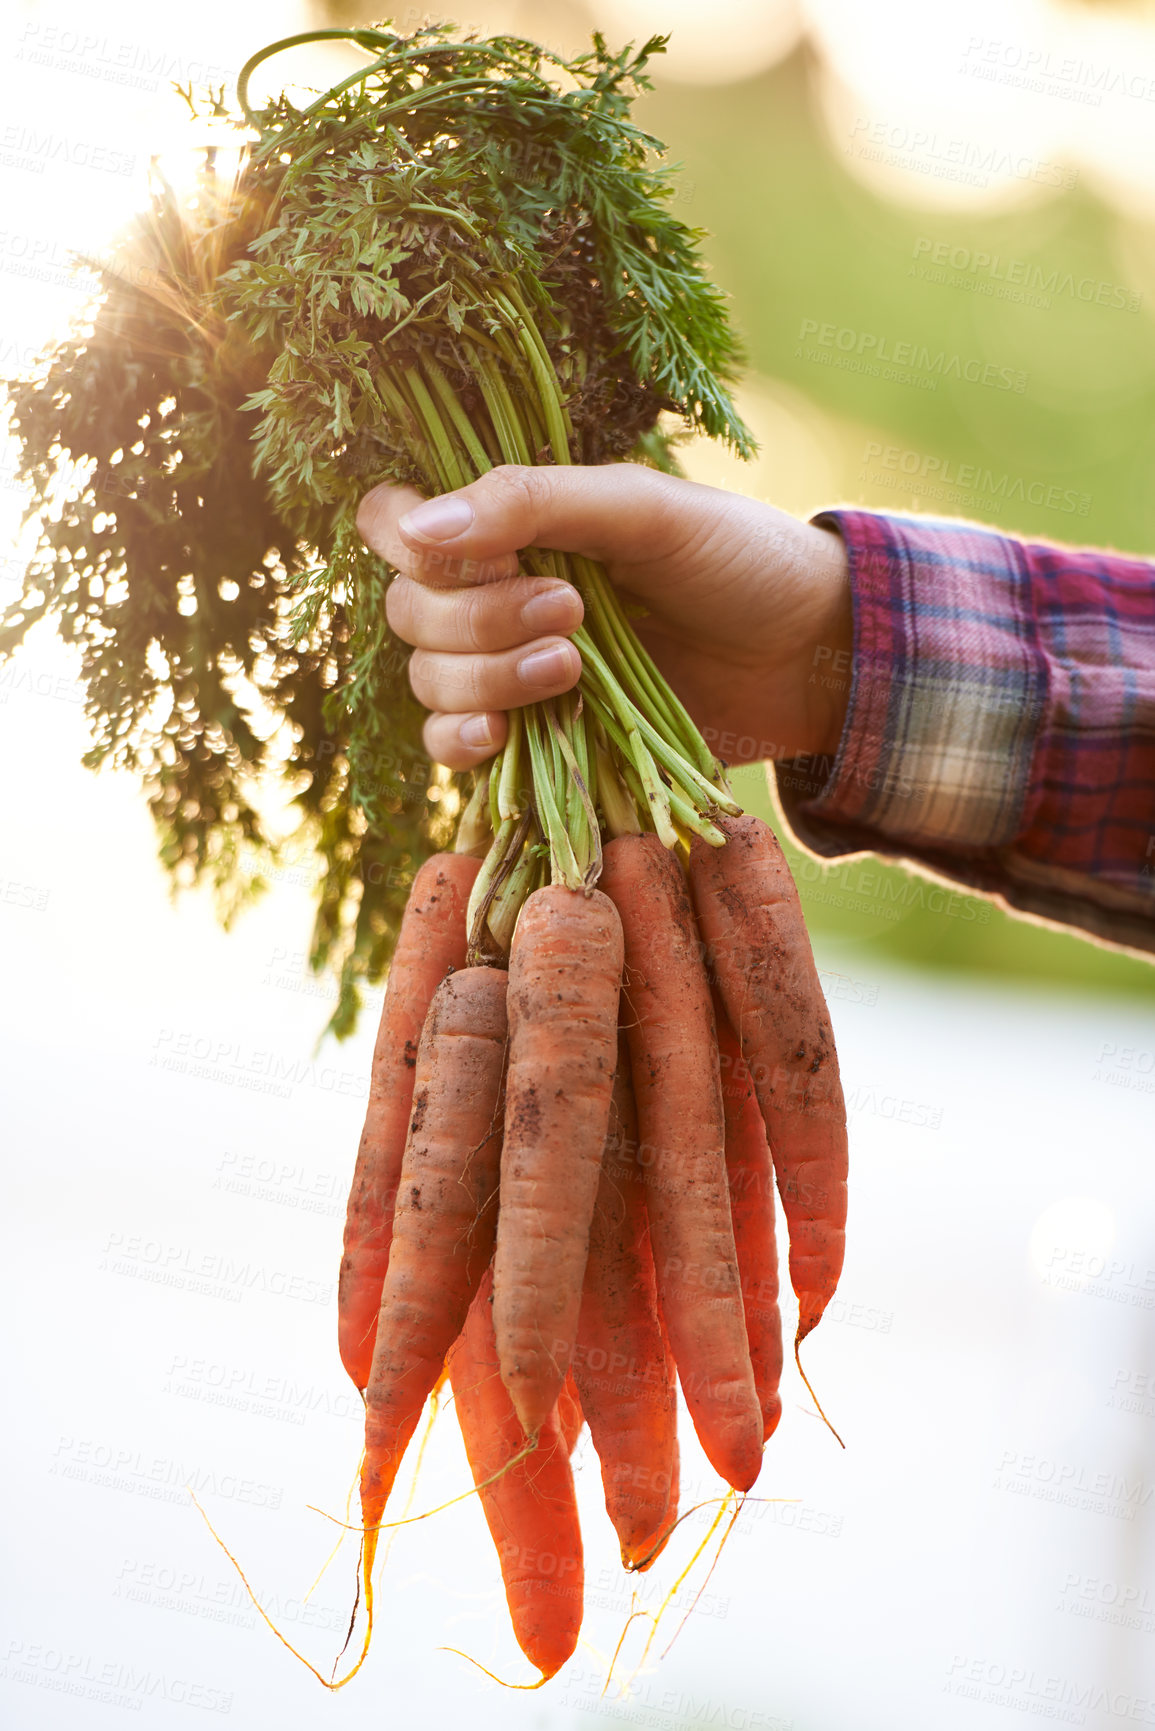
<box><xmin>448</xmin><ymin>1268</ymin><xmax>583</xmax><ymax>1680</ymax></box>
<box><xmin>493</xmin><ymin>884</ymin><xmax>623</xmax><ymax>1440</ymax></box>
<box><xmin>600</xmin><ymin>834</ymin><xmax>762</xmax><ymax>1494</ymax></box>
<box><xmin>360</xmin><ymin>966</ymin><xmax>507</xmax><ymax>1579</ymax></box>
<box><xmin>689</xmin><ymin>814</ymin><xmax>848</xmax><ymax>1346</ymax></box>
<box><xmin>717</xmin><ymin>1008</ymin><xmax>784</xmax><ymax>1442</ymax></box>
<box><xmin>338</xmin><ymin>853</ymin><xmax>480</xmax><ymax>1390</ymax></box>
<box><xmin>558</xmin><ymin>1370</ymin><xmax>585</xmax><ymax>1456</ymax></box>
<box><xmin>574</xmin><ymin>1042</ymin><xmax>680</xmax><ymax>1570</ymax></box>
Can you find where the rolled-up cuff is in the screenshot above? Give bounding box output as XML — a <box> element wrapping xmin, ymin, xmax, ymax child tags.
<box><xmin>782</xmin><ymin>509</ymin><xmax>1048</xmax><ymax>851</ymax></box>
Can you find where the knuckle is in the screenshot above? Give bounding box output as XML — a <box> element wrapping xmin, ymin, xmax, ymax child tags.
<box><xmin>383</xmin><ymin>576</ymin><xmax>414</xmax><ymax>640</ymax></box>
<box><xmin>483</xmin><ymin>463</ymin><xmax>548</xmax><ymax>521</ymax></box>
<box><xmin>407</xmin><ymin>647</ymin><xmax>434</xmax><ymax>698</ymax></box>
<box><xmin>457</xmin><ymin>589</ymin><xmax>488</xmax><ymax>653</ymax></box>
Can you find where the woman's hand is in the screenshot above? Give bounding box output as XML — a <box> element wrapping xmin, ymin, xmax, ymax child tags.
<box><xmin>357</xmin><ymin>463</ymin><xmax>853</xmax><ymax>772</ymax></box>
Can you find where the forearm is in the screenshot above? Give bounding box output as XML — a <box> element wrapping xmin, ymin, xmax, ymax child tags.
<box><xmin>773</xmin><ymin>510</ymin><xmax>1155</xmax><ymax>957</ymax></box>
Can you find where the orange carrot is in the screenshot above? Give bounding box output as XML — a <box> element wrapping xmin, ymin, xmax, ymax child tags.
<box><xmin>339</xmin><ymin>853</ymin><xmax>479</xmax><ymax>1390</ymax></box>
<box><xmin>360</xmin><ymin>966</ymin><xmax>507</xmax><ymax>1577</ymax></box>
<box><xmin>493</xmin><ymin>885</ymin><xmax>623</xmax><ymax>1440</ymax></box>
<box><xmin>600</xmin><ymin>834</ymin><xmax>762</xmax><ymax>1494</ymax></box>
<box><xmin>717</xmin><ymin>1008</ymin><xmax>783</xmax><ymax>1442</ymax></box>
<box><xmin>689</xmin><ymin>815</ymin><xmax>848</xmax><ymax>1346</ymax></box>
<box><xmin>449</xmin><ymin>1268</ymin><xmax>583</xmax><ymax>1680</ymax></box>
<box><xmin>574</xmin><ymin>1043</ymin><xmax>680</xmax><ymax>1570</ymax></box>
<box><xmin>558</xmin><ymin>1370</ymin><xmax>585</xmax><ymax>1456</ymax></box>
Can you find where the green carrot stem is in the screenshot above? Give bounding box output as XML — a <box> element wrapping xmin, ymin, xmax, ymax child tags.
<box><xmin>466</xmin><ymin>811</ymin><xmax>519</xmax><ymax>950</ymax></box>
<box><xmin>575</xmin><ymin>630</ymin><xmax>734</xmax><ymax>815</ymax></box>
<box><xmin>593</xmin><ymin>733</ymin><xmax>641</xmax><ymax>837</ymax></box>
<box><xmin>420</xmin><ymin>357</ymin><xmax>492</xmax><ymax>477</ymax></box>
<box><xmin>494</xmin><ymin>291</ymin><xmax>571</xmax><ymax>464</ymax></box>
<box><xmin>474</xmin><ymin>354</ymin><xmax>531</xmax><ymax>467</ymax></box>
<box><xmin>403</xmin><ymin>365</ymin><xmax>467</xmax><ymax>490</ymax></box>
<box><xmin>572</xmin><ymin>553</ymin><xmax>690</xmax><ymax>757</ymax></box>
<box><xmin>497</xmin><ymin>707</ymin><xmax>523</xmax><ymax>820</ymax></box>
<box><xmin>455</xmin><ymin>768</ymin><xmax>492</xmax><ymax>855</ymax></box>
<box><xmin>663</xmin><ymin>782</ymin><xmax>728</xmax><ymax>845</ymax></box>
<box><xmin>547</xmin><ymin>701</ymin><xmax>600</xmax><ymax>881</ymax></box>
<box><xmin>375</xmin><ymin>371</ymin><xmax>436</xmax><ymax>482</ymax></box>
<box><xmin>629</xmin><ymin>706</ymin><xmax>741</xmax><ymax>815</ymax></box>
<box><xmin>487</xmin><ymin>822</ymin><xmax>540</xmax><ymax>953</ymax></box>
<box><xmin>524</xmin><ymin>707</ymin><xmax>581</xmax><ymax>885</ymax></box>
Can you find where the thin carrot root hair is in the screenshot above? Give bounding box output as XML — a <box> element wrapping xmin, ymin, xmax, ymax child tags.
<box><xmin>188</xmin><ymin>1388</ymin><xmax>535</xmax><ymax>1690</ymax></box>
<box><xmin>306</xmin><ymin>1432</ymin><xmax>538</xmax><ymax>1538</ymax></box>
<box><xmin>438</xmin><ymin>1648</ymin><xmax>551</xmax><ymax>1690</ymax></box>
<box><xmin>602</xmin><ymin>1488</ymin><xmax>746</xmax><ymax>1698</ymax></box>
<box><xmin>794</xmin><ymin>1338</ymin><xmax>846</xmax><ymax>1450</ymax></box>
<box><xmin>188</xmin><ymin>1488</ymin><xmax>370</xmax><ymax>1690</ymax></box>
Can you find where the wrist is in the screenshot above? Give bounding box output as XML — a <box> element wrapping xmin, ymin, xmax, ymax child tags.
<box><xmin>799</xmin><ymin>521</ymin><xmax>853</xmax><ymax>758</ymax></box>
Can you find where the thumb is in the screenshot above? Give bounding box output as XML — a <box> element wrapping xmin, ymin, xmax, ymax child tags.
<box><xmin>359</xmin><ymin>462</ymin><xmax>707</xmax><ymax>582</ymax></box>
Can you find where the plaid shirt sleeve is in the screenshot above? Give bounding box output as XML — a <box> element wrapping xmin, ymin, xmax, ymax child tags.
<box><xmin>772</xmin><ymin>510</ymin><xmax>1155</xmax><ymax>957</ymax></box>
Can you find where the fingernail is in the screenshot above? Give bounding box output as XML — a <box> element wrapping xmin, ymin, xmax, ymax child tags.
<box><xmin>400</xmin><ymin>495</ymin><xmax>474</xmax><ymax>543</ymax></box>
<box><xmin>518</xmin><ymin>644</ymin><xmax>574</xmax><ymax>688</ymax></box>
<box><xmin>520</xmin><ymin>584</ymin><xmax>578</xmax><ymax>633</ymax></box>
<box><xmin>459</xmin><ymin>714</ymin><xmax>494</xmax><ymax>749</ymax></box>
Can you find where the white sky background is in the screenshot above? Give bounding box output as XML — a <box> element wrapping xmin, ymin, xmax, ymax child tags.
<box><xmin>2</xmin><ymin>1</ymin><xmax>1155</xmax><ymax>1725</ymax></box>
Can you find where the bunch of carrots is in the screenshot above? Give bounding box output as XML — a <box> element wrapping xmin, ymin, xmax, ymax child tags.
<box><xmin>6</xmin><ymin>21</ymin><xmax>849</xmax><ymax>1683</ymax></box>
<box><xmin>341</xmin><ymin>810</ymin><xmax>847</xmax><ymax>1677</ymax></box>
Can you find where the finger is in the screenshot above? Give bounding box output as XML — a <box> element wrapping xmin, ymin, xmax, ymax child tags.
<box><xmin>423</xmin><ymin>709</ymin><xmax>509</xmax><ymax>771</ymax></box>
<box><xmin>408</xmin><ymin>638</ymin><xmax>581</xmax><ymax>715</ymax></box>
<box><xmin>357</xmin><ymin>481</ymin><xmax>520</xmax><ymax>589</ymax></box>
<box><xmin>388</xmin><ymin>463</ymin><xmax>699</xmax><ymax>571</ymax></box>
<box><xmin>386</xmin><ymin>571</ymin><xmax>583</xmax><ymax>654</ymax></box>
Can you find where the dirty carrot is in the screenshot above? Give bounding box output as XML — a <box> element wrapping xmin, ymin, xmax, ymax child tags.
<box><xmin>717</xmin><ymin>1008</ymin><xmax>784</xmax><ymax>1442</ymax></box>
<box><xmin>338</xmin><ymin>853</ymin><xmax>480</xmax><ymax>1390</ymax></box>
<box><xmin>493</xmin><ymin>885</ymin><xmax>623</xmax><ymax>1441</ymax></box>
<box><xmin>448</xmin><ymin>1267</ymin><xmax>583</xmax><ymax>1681</ymax></box>
<box><xmin>574</xmin><ymin>1041</ymin><xmax>680</xmax><ymax>1570</ymax></box>
<box><xmin>360</xmin><ymin>965</ymin><xmax>507</xmax><ymax>1592</ymax></box>
<box><xmin>689</xmin><ymin>814</ymin><xmax>848</xmax><ymax>1347</ymax></box>
<box><xmin>558</xmin><ymin>1370</ymin><xmax>585</xmax><ymax>1456</ymax></box>
<box><xmin>600</xmin><ymin>833</ymin><xmax>763</xmax><ymax>1493</ymax></box>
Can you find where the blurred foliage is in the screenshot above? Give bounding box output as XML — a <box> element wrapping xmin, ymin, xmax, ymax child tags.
<box><xmin>637</xmin><ymin>45</ymin><xmax>1153</xmax><ymax>995</ymax></box>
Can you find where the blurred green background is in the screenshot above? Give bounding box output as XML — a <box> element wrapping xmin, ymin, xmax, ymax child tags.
<box><xmin>323</xmin><ymin>1</ymin><xmax>1155</xmax><ymax>997</ymax></box>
